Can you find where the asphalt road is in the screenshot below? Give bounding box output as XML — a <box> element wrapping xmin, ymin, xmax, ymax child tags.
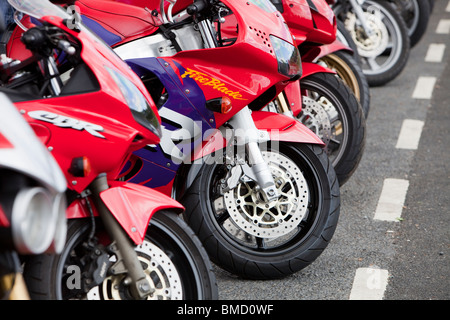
<box><xmin>215</xmin><ymin>0</ymin><xmax>450</xmax><ymax>301</ymax></box>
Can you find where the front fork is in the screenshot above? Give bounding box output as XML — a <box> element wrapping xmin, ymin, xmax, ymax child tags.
<box><xmin>225</xmin><ymin>107</ymin><xmax>279</xmax><ymax>202</ymax></box>
<box><xmin>348</xmin><ymin>0</ymin><xmax>375</xmax><ymax>36</ymax></box>
<box><xmin>195</xmin><ymin>19</ymin><xmax>279</xmax><ymax>202</ymax></box>
<box><xmin>89</xmin><ymin>174</ymin><xmax>152</xmax><ymax>300</ymax></box>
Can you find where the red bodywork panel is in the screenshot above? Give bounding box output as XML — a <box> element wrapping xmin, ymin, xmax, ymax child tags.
<box><xmin>67</xmin><ymin>181</ymin><xmax>184</xmax><ymax>244</ymax></box>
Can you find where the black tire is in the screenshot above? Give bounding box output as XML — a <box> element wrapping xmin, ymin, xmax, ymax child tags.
<box><xmin>337</xmin><ymin>0</ymin><xmax>411</xmax><ymax>86</ymax></box>
<box><xmin>23</xmin><ymin>211</ymin><xmax>218</xmax><ymax>300</ymax></box>
<box><xmin>299</xmin><ymin>72</ymin><xmax>366</xmax><ymax>185</ymax></box>
<box><xmin>181</xmin><ymin>142</ymin><xmax>340</xmax><ymax>280</ymax></box>
<box><xmin>394</xmin><ymin>0</ymin><xmax>430</xmax><ymax>47</ymax></box>
<box><xmin>317</xmin><ymin>50</ymin><xmax>371</xmax><ymax>118</ymax></box>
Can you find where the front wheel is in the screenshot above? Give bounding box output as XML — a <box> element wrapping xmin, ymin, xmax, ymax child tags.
<box><xmin>23</xmin><ymin>211</ymin><xmax>218</xmax><ymax>300</ymax></box>
<box><xmin>339</xmin><ymin>0</ymin><xmax>411</xmax><ymax>86</ymax></box>
<box><xmin>391</xmin><ymin>0</ymin><xmax>430</xmax><ymax>47</ymax></box>
<box><xmin>298</xmin><ymin>72</ymin><xmax>366</xmax><ymax>186</ymax></box>
<box><xmin>181</xmin><ymin>142</ymin><xmax>340</xmax><ymax>280</ymax></box>
<box><xmin>317</xmin><ymin>50</ymin><xmax>371</xmax><ymax>118</ymax></box>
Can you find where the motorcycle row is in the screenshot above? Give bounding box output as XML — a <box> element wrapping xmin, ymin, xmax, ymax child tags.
<box><xmin>0</xmin><ymin>0</ymin><xmax>432</xmax><ymax>300</ymax></box>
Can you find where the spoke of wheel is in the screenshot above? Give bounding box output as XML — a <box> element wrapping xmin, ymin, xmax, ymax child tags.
<box><xmin>328</xmin><ymin>138</ymin><xmax>342</xmax><ymax>150</ymax></box>
<box><xmin>366</xmin><ymin>56</ymin><xmax>381</xmax><ymax>71</ymax></box>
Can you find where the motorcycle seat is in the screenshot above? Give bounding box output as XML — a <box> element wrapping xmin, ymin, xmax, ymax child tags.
<box><xmin>75</xmin><ymin>0</ymin><xmax>160</xmax><ymax>45</ymax></box>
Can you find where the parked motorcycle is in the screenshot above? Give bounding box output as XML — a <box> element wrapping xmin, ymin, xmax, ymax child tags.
<box><xmin>2</xmin><ymin>0</ymin><xmax>217</xmax><ymax>299</ymax></box>
<box><xmin>331</xmin><ymin>0</ymin><xmax>410</xmax><ymax>86</ymax></box>
<box><xmin>388</xmin><ymin>0</ymin><xmax>430</xmax><ymax>48</ymax></box>
<box><xmin>60</xmin><ymin>0</ymin><xmax>341</xmax><ymax>279</ymax></box>
<box><xmin>0</xmin><ymin>92</ymin><xmax>67</xmax><ymax>300</ymax></box>
<box><xmin>265</xmin><ymin>0</ymin><xmax>367</xmax><ymax>185</ymax></box>
<box><xmin>103</xmin><ymin>0</ymin><xmax>369</xmax><ymax>185</ymax></box>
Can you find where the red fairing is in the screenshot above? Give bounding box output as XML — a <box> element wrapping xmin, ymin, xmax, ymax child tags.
<box><xmin>75</xmin><ymin>0</ymin><xmax>161</xmax><ymax>45</ymax></box>
<box><xmin>100</xmin><ymin>182</ymin><xmax>184</xmax><ymax>244</ymax></box>
<box><xmin>14</xmin><ymin>15</ymin><xmax>161</xmax><ymax>193</ymax></box>
<box><xmin>280</xmin><ymin>0</ymin><xmax>336</xmax><ymax>45</ymax></box>
<box><xmin>75</xmin><ymin>0</ymin><xmax>295</xmax><ymax>122</ymax></box>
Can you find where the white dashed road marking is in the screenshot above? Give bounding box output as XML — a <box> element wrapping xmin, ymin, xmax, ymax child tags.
<box><xmin>374</xmin><ymin>179</ymin><xmax>409</xmax><ymax>222</ymax></box>
<box><xmin>436</xmin><ymin>19</ymin><xmax>450</xmax><ymax>34</ymax></box>
<box><xmin>425</xmin><ymin>43</ymin><xmax>446</xmax><ymax>62</ymax></box>
<box><xmin>349</xmin><ymin>268</ymin><xmax>389</xmax><ymax>300</ymax></box>
<box><xmin>395</xmin><ymin>119</ymin><xmax>424</xmax><ymax>150</ymax></box>
<box><xmin>412</xmin><ymin>76</ymin><xmax>436</xmax><ymax>99</ymax></box>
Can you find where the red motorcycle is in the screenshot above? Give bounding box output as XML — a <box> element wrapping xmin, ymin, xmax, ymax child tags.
<box><xmin>2</xmin><ymin>0</ymin><xmax>217</xmax><ymax>299</ymax></box>
<box><xmin>269</xmin><ymin>0</ymin><xmax>367</xmax><ymax>185</ymax></box>
<box><xmin>35</xmin><ymin>0</ymin><xmax>342</xmax><ymax>280</ymax></box>
<box><xmin>93</xmin><ymin>0</ymin><xmax>367</xmax><ymax>185</ymax></box>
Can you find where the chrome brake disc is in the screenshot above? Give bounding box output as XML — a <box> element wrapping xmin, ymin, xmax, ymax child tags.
<box><xmin>345</xmin><ymin>11</ymin><xmax>389</xmax><ymax>58</ymax></box>
<box><xmin>222</xmin><ymin>150</ymin><xmax>309</xmax><ymax>239</ymax></box>
<box><xmin>297</xmin><ymin>96</ymin><xmax>332</xmax><ymax>146</ymax></box>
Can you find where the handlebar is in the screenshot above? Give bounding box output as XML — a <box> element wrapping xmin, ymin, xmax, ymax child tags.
<box><xmin>21</xmin><ymin>27</ymin><xmax>76</xmax><ymax>56</ymax></box>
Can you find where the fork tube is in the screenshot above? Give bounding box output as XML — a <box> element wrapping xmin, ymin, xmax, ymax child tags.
<box><xmin>198</xmin><ymin>19</ymin><xmax>217</xmax><ymax>48</ymax></box>
<box><xmin>349</xmin><ymin>0</ymin><xmax>375</xmax><ymax>36</ymax></box>
<box><xmin>228</xmin><ymin>107</ymin><xmax>279</xmax><ymax>201</ymax></box>
<box><xmin>89</xmin><ymin>174</ymin><xmax>151</xmax><ymax>300</ymax></box>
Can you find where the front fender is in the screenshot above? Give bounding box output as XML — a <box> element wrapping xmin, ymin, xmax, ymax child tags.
<box><xmin>66</xmin><ymin>181</ymin><xmax>184</xmax><ymax>244</ymax></box>
<box><xmin>251</xmin><ymin>111</ymin><xmax>325</xmax><ymax>146</ymax></box>
<box><xmin>301</xmin><ymin>61</ymin><xmax>335</xmax><ymax>79</ymax></box>
<box><xmin>301</xmin><ymin>39</ymin><xmax>353</xmax><ymax>62</ymax></box>
<box><xmin>314</xmin><ymin>39</ymin><xmax>353</xmax><ymax>60</ymax></box>
<box><xmin>191</xmin><ymin>111</ymin><xmax>324</xmax><ymax>162</ymax></box>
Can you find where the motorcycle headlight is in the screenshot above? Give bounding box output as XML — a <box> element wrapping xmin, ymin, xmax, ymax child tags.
<box><xmin>106</xmin><ymin>67</ymin><xmax>162</xmax><ymax>138</ymax></box>
<box><xmin>270</xmin><ymin>35</ymin><xmax>302</xmax><ymax>78</ymax></box>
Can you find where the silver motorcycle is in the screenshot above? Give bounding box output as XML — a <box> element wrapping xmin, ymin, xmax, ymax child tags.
<box><xmin>331</xmin><ymin>0</ymin><xmax>410</xmax><ymax>86</ymax></box>
<box><xmin>0</xmin><ymin>92</ymin><xmax>67</xmax><ymax>299</ymax></box>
